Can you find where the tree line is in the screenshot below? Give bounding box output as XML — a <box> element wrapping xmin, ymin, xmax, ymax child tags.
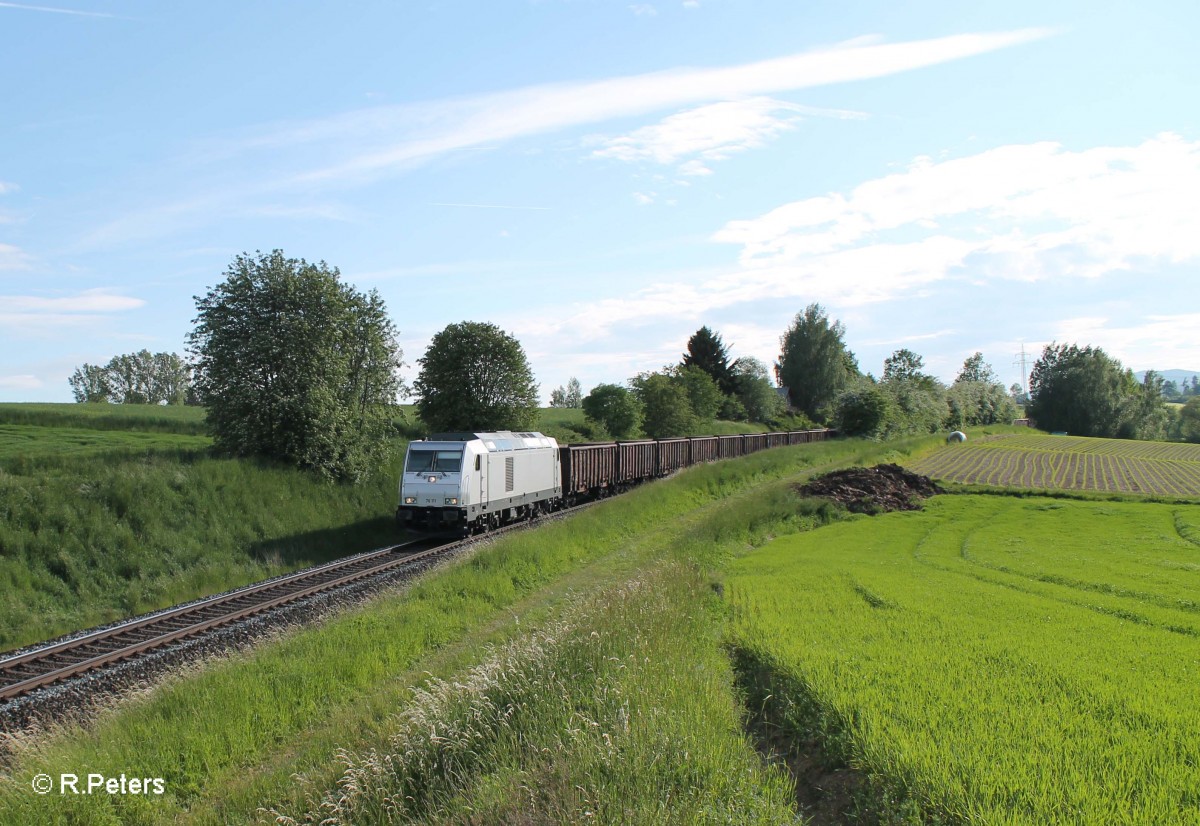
<box><xmin>67</xmin><ymin>251</ymin><xmax>1197</xmax><ymax>483</ymax></box>
<box><xmin>68</xmin><ymin>351</ymin><xmax>194</xmax><ymax>405</ymax></box>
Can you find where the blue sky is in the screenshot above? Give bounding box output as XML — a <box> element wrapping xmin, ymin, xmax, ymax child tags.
<box><xmin>2</xmin><ymin>0</ymin><xmax>1198</xmax><ymax>403</ymax></box>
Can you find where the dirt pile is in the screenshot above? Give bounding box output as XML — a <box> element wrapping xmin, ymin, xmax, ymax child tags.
<box><xmin>796</xmin><ymin>463</ymin><xmax>941</xmax><ymax>514</ymax></box>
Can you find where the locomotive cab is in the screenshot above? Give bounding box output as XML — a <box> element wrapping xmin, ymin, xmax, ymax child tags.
<box><xmin>397</xmin><ymin>439</ymin><xmax>472</xmax><ymax>534</ymax></box>
<box><xmin>396</xmin><ymin>431</ymin><xmax>561</xmax><ymax>536</ymax></box>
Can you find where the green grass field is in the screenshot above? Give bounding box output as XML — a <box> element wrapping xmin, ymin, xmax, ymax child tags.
<box><xmin>910</xmin><ymin>432</ymin><xmax>1200</xmax><ymax>496</ymax></box>
<box><xmin>2</xmin><ymin>434</ymin><xmax>906</xmax><ymax>825</ymax></box>
<box><xmin>0</xmin><ymin>403</ymin><xmax>207</xmax><ymax>435</ymax></box>
<box><xmin>728</xmin><ymin>494</ymin><xmax>1200</xmax><ymax>823</ymax></box>
<box><xmin>15</xmin><ymin>412</ymin><xmax>1196</xmax><ymax>823</ymax></box>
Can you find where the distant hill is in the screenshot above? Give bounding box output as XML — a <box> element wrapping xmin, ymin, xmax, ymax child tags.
<box><xmin>1135</xmin><ymin>369</ymin><xmax>1200</xmax><ymax>386</ymax></box>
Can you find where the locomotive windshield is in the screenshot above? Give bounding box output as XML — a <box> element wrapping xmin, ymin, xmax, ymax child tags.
<box><xmin>406</xmin><ymin>449</ymin><xmax>463</xmax><ymax>473</ymax></box>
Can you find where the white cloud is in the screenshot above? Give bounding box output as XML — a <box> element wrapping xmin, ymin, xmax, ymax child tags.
<box><xmin>0</xmin><ymin>243</ymin><xmax>32</xmax><ymax>270</ymax></box>
<box><xmin>0</xmin><ymin>1</ymin><xmax>115</xmax><ymax>18</ymax></box>
<box><xmin>677</xmin><ymin>160</ymin><xmax>712</xmax><ymax>177</ymax></box>
<box><xmin>1052</xmin><ymin>313</ymin><xmax>1200</xmax><ymax>370</ymax></box>
<box><xmin>629</xmin><ymin>4</ymin><xmax>657</xmax><ymax>15</ymax></box>
<box><xmin>592</xmin><ymin>97</ymin><xmax>860</xmax><ymax>174</ymax></box>
<box><xmin>85</xmin><ymin>28</ymin><xmax>1053</xmax><ymax>245</ymax></box>
<box><xmin>0</xmin><ymin>374</ymin><xmax>42</xmax><ymax>390</ymax></box>
<box><xmin>0</xmin><ymin>181</ymin><xmax>17</xmax><ymax>194</ymax></box>
<box><xmin>633</xmin><ymin>191</ymin><xmax>655</xmax><ymax>205</ymax></box>
<box><xmin>3</xmin><ymin>290</ymin><xmax>145</xmax><ymax>313</ymax></box>
<box><xmin>0</xmin><ymin>289</ymin><xmax>146</xmax><ymax>335</ymax></box>
<box><xmin>716</xmin><ymin>132</ymin><xmax>1200</xmax><ymax>278</ymax></box>
<box><xmin>682</xmin><ymin>0</ymin><xmax>700</xmax><ymax>7</ymax></box>
<box><xmin>513</xmin><ymin>134</ymin><xmax>1200</xmax><ymax>349</ymax></box>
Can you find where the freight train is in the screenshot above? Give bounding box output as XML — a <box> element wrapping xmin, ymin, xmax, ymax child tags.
<box><xmin>396</xmin><ymin>428</ymin><xmax>835</xmax><ymax>536</ymax></box>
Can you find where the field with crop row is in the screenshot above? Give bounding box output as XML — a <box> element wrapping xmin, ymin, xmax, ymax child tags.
<box><xmin>729</xmin><ymin>495</ymin><xmax>1200</xmax><ymax>824</ymax></box>
<box><xmin>909</xmin><ymin>433</ymin><xmax>1200</xmax><ymax>496</ymax></box>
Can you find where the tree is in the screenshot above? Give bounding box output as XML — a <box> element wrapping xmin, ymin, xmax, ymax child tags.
<box><xmin>776</xmin><ymin>304</ymin><xmax>856</xmax><ymax>423</ymax></box>
<box><xmin>882</xmin><ymin>348</ymin><xmax>926</xmax><ymax>384</ymax></box>
<box><xmin>549</xmin><ymin>386</ymin><xmax>568</xmax><ymax>408</ymax></box>
<box><xmin>188</xmin><ymin>250</ymin><xmax>403</xmax><ymax>482</ymax></box>
<box><xmin>947</xmin><ymin>381</ymin><xmax>1019</xmax><ymax>429</ymax></box>
<box><xmin>835</xmin><ymin>387</ymin><xmax>891</xmax><ymax>437</ymax></box>
<box><xmin>947</xmin><ymin>353</ymin><xmax>1017</xmax><ymax>428</ymax></box>
<box><xmin>582</xmin><ymin>383</ymin><xmax>642</xmax><ymax>438</ymax></box>
<box><xmin>730</xmin><ymin>356</ymin><xmax>783</xmax><ymax>423</ymax></box>
<box><xmin>880</xmin><ymin>349</ymin><xmax>947</xmax><ymax>436</ymax></box>
<box><xmin>1026</xmin><ymin>343</ymin><xmax>1136</xmax><ymax>438</ymax></box>
<box><xmin>415</xmin><ymin>321</ymin><xmax>539</xmax><ymax>433</ymax></box>
<box><xmin>632</xmin><ymin>372</ymin><xmax>695</xmax><ymax>438</ymax></box>
<box><xmin>68</xmin><ymin>350</ymin><xmax>193</xmax><ymax>404</ymax></box>
<box><xmin>956</xmin><ymin>352</ymin><xmax>998</xmax><ymax>385</ymax></box>
<box><xmin>68</xmin><ymin>364</ymin><xmax>112</xmax><ymax>403</ymax></box>
<box><xmin>675</xmin><ymin>365</ymin><xmax>724</xmax><ymax>422</ymax></box>
<box><xmin>682</xmin><ymin>326</ymin><xmax>735</xmax><ymax>396</ymax></box>
<box><xmin>565</xmin><ymin>377</ymin><xmax>583</xmax><ymax>408</ymax></box>
<box><xmin>1180</xmin><ymin>397</ymin><xmax>1200</xmax><ymax>443</ymax></box>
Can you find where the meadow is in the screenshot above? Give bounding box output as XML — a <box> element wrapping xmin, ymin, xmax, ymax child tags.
<box><xmin>910</xmin><ymin>432</ymin><xmax>1200</xmax><ymax>496</ymax></box>
<box><xmin>728</xmin><ymin>494</ymin><xmax>1200</xmax><ymax>824</ymax></box>
<box><xmin>12</xmin><ymin>407</ymin><xmax>1194</xmax><ymax>823</ymax></box>
<box><xmin>0</xmin><ymin>435</ymin><xmax>926</xmax><ymax>825</ymax></box>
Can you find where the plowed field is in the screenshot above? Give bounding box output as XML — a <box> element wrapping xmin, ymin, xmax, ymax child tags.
<box><xmin>908</xmin><ymin>434</ymin><xmax>1200</xmax><ymax>497</ymax></box>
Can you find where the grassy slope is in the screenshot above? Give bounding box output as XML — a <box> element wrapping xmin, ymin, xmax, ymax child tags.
<box><xmin>1</xmin><ymin>436</ymin><xmax>939</xmax><ymax>825</ymax></box>
<box><xmin>0</xmin><ymin>404</ymin><xmax>407</xmax><ymax>649</ymax></box>
<box><xmin>728</xmin><ymin>495</ymin><xmax>1200</xmax><ymax>825</ymax></box>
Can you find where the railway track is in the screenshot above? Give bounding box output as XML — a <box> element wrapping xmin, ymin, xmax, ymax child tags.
<box><xmin>0</xmin><ymin>536</ymin><xmax>458</xmax><ymax>704</ymax></box>
<box><xmin>0</xmin><ymin>502</ymin><xmax>587</xmax><ymax>711</ymax></box>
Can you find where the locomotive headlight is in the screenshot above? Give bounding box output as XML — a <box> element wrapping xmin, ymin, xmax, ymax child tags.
<box><xmin>445</xmin><ymin>497</ymin><xmax>458</xmax><ymax>505</ymax></box>
<box><xmin>404</xmin><ymin>496</ymin><xmax>416</xmax><ymax>504</ymax></box>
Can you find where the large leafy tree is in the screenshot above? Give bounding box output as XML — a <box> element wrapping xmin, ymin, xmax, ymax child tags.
<box><xmin>682</xmin><ymin>326</ymin><xmax>735</xmax><ymax>396</ymax></box>
<box><xmin>631</xmin><ymin>371</ymin><xmax>695</xmax><ymax>438</ymax></box>
<box><xmin>731</xmin><ymin>356</ymin><xmax>784</xmax><ymax>423</ymax></box>
<box><xmin>879</xmin><ymin>349</ymin><xmax>948</xmax><ymax>437</ymax></box>
<box><xmin>956</xmin><ymin>352</ymin><xmax>999</xmax><ymax>385</ymax></box>
<box><xmin>581</xmin><ymin>383</ymin><xmax>642</xmax><ymax>438</ymax></box>
<box><xmin>947</xmin><ymin>352</ymin><xmax>1017</xmax><ymax>428</ymax></box>
<box><xmin>1026</xmin><ymin>343</ymin><xmax>1152</xmax><ymax>438</ymax></box>
<box><xmin>414</xmin><ymin>321</ymin><xmax>539</xmax><ymax>432</ymax></box>
<box><xmin>882</xmin><ymin>348</ymin><xmax>926</xmax><ymax>384</ymax></box>
<box><xmin>776</xmin><ymin>304</ymin><xmax>857</xmax><ymax>422</ymax></box>
<box><xmin>68</xmin><ymin>364</ymin><xmax>112</xmax><ymax>403</ymax></box>
<box><xmin>188</xmin><ymin>250</ymin><xmax>403</xmax><ymax>482</ymax></box>
<box><xmin>675</xmin><ymin>365</ymin><xmax>724</xmax><ymax>422</ymax></box>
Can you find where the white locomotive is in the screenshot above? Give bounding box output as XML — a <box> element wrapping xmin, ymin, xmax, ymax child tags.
<box><xmin>396</xmin><ymin>431</ymin><xmax>561</xmax><ymax>535</ymax></box>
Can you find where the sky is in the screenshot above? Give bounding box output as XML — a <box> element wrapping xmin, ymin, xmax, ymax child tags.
<box><xmin>2</xmin><ymin>0</ymin><xmax>1198</xmax><ymax>403</ymax></box>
